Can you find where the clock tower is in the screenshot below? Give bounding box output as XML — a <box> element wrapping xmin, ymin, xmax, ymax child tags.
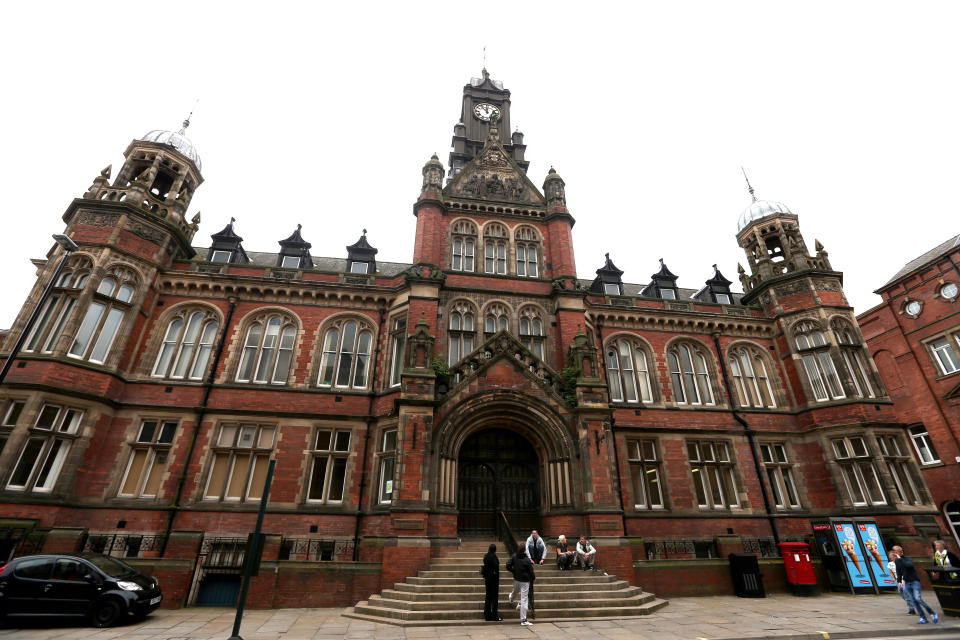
<box><xmin>448</xmin><ymin>68</ymin><xmax>529</xmax><ymax>180</ymax></box>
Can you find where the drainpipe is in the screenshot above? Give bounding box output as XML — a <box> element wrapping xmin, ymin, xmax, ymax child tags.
<box><xmin>353</xmin><ymin>305</ymin><xmax>386</xmax><ymax>561</ymax></box>
<box><xmin>711</xmin><ymin>332</ymin><xmax>780</xmax><ymax>544</ymax></box>
<box><xmin>160</xmin><ymin>297</ymin><xmax>237</xmax><ymax>555</ymax></box>
<box><xmin>594</xmin><ymin>319</ymin><xmax>629</xmax><ymax>535</ymax></box>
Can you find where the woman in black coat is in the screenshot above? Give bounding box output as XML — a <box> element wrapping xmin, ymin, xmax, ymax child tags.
<box><xmin>481</xmin><ymin>544</ymin><xmax>502</xmax><ymax>621</ymax></box>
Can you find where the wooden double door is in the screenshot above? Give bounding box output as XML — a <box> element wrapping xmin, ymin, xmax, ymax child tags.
<box><xmin>457</xmin><ymin>429</ymin><xmax>540</xmax><ymax>537</ymax></box>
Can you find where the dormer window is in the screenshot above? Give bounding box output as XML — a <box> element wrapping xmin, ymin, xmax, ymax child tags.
<box><xmin>281</xmin><ymin>256</ymin><xmax>301</xmax><ymax>269</ymax></box>
<box><xmin>350</xmin><ymin>262</ymin><xmax>369</xmax><ymax>275</ymax></box>
<box><xmin>715</xmin><ymin>293</ymin><xmax>731</xmax><ymax>305</ymax></box>
<box><xmin>211</xmin><ymin>250</ymin><xmax>232</xmax><ymax>264</ymax></box>
<box><xmin>660</xmin><ymin>289</ymin><xmax>676</xmax><ymax>300</ymax></box>
<box><xmin>604</xmin><ymin>283</ymin><xmax>621</xmax><ymax>295</ymax></box>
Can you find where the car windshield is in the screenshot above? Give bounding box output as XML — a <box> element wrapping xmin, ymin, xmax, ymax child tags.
<box><xmin>81</xmin><ymin>554</ymin><xmax>135</xmax><ymax>577</ymax></box>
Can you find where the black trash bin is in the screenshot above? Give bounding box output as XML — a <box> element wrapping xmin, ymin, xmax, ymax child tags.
<box><xmin>729</xmin><ymin>553</ymin><xmax>766</xmax><ymax>598</ymax></box>
<box><xmin>927</xmin><ymin>568</ymin><xmax>960</xmax><ymax>617</ymax></box>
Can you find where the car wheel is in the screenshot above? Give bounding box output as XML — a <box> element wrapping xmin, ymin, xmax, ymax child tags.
<box><xmin>91</xmin><ymin>598</ymin><xmax>123</xmax><ymax>628</ymax></box>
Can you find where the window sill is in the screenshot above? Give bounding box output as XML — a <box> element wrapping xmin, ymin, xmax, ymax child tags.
<box><xmin>919</xmin><ymin>461</ymin><xmax>945</xmax><ymax>469</ymax></box>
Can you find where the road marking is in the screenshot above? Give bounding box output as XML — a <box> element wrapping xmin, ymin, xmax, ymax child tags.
<box><xmin>819</xmin><ymin>633</ymin><xmax>830</xmax><ymax>639</ymax></box>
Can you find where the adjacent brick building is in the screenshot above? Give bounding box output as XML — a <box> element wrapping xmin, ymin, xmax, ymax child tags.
<box><xmin>0</xmin><ymin>70</ymin><xmax>947</xmax><ymax>606</ymax></box>
<box><xmin>858</xmin><ymin>233</ymin><xmax>960</xmax><ymax>544</ymax></box>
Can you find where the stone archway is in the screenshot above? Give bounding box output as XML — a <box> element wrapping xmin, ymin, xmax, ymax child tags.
<box><xmin>433</xmin><ymin>389</ymin><xmax>579</xmax><ymax>535</ymax></box>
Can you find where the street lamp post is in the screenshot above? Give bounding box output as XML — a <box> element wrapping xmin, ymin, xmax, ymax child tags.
<box><xmin>0</xmin><ymin>234</ymin><xmax>79</xmax><ymax>386</ymax></box>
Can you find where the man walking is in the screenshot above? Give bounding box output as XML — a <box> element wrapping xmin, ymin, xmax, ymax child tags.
<box><xmin>895</xmin><ymin>545</ymin><xmax>939</xmax><ymax>624</ymax></box>
<box><xmin>506</xmin><ymin>547</ymin><xmax>535</xmax><ymax>627</ymax></box>
<box><xmin>524</xmin><ymin>529</ymin><xmax>545</xmax><ymax>617</ymax></box>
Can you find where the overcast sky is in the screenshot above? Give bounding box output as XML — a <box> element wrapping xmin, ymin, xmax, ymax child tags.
<box><xmin>1</xmin><ymin>1</ymin><xmax>957</xmax><ymax>328</ymax></box>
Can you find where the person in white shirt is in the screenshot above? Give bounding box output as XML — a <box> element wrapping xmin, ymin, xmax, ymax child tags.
<box><xmin>576</xmin><ymin>535</ymin><xmax>597</xmax><ymax>571</ymax></box>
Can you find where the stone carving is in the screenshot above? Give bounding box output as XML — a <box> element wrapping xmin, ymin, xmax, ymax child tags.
<box><xmin>126</xmin><ymin>220</ymin><xmax>167</xmax><ymax>245</ymax></box>
<box><xmin>478</xmin><ymin>148</ymin><xmax>509</xmax><ymax>167</ymax></box>
<box><xmin>74</xmin><ymin>211</ymin><xmax>120</xmax><ymax>227</ymax></box>
<box><xmin>442</xmin><ymin>330</ymin><xmax>563</xmax><ymax>400</ymax></box>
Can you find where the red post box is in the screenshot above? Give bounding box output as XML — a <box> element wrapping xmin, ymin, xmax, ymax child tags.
<box><xmin>778</xmin><ymin>542</ymin><xmax>819</xmax><ymax>596</ymax></box>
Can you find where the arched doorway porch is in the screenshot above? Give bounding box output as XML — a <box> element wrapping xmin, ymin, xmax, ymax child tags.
<box><xmin>433</xmin><ymin>389</ymin><xmax>578</xmax><ymax>538</ymax></box>
<box><xmin>457</xmin><ymin>429</ymin><xmax>540</xmax><ymax>537</ymax></box>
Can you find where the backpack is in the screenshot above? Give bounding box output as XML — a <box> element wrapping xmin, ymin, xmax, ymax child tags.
<box><xmin>901</xmin><ymin>556</ymin><xmax>914</xmax><ymax>569</ymax></box>
<box><xmin>506</xmin><ymin>554</ymin><xmax>515</xmax><ymax>575</ymax></box>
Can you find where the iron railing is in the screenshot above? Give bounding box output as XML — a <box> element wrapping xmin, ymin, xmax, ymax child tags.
<box><xmin>644</xmin><ymin>539</ymin><xmax>717</xmax><ymax>560</ymax></box>
<box><xmin>279</xmin><ymin>538</ymin><xmax>354</xmax><ymax>561</ymax></box>
<box><xmin>82</xmin><ymin>532</ymin><xmax>167</xmax><ymax>558</ymax></box>
<box><xmin>742</xmin><ymin>537</ymin><xmax>780</xmax><ymax>558</ymax></box>
<box><xmin>200</xmin><ymin>537</ymin><xmax>248</xmax><ymax>571</ymax></box>
<box><xmin>0</xmin><ymin>528</ymin><xmax>48</xmax><ymax>562</ymax></box>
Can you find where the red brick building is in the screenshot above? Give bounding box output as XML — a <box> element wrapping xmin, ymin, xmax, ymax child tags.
<box><xmin>0</xmin><ymin>70</ymin><xmax>947</xmax><ymax>607</ymax></box>
<box><xmin>858</xmin><ymin>234</ymin><xmax>960</xmax><ymax>544</ymax></box>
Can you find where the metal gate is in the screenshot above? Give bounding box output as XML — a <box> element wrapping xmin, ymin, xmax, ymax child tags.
<box><xmin>190</xmin><ymin>537</ymin><xmax>247</xmax><ymax>606</ymax></box>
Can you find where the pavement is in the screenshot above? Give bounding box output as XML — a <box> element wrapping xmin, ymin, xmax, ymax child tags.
<box><xmin>2</xmin><ymin>593</ymin><xmax>960</xmax><ymax>640</ymax></box>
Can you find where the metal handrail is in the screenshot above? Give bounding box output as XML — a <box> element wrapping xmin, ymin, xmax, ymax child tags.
<box><xmin>497</xmin><ymin>511</ymin><xmax>519</xmax><ymax>557</ymax></box>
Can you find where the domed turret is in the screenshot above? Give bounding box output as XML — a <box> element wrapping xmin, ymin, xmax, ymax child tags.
<box><xmin>737</xmin><ymin>199</ymin><xmax>793</xmax><ymax>232</ymax></box>
<box><xmin>139</xmin><ymin>118</ymin><xmax>201</xmax><ymax>170</ymax></box>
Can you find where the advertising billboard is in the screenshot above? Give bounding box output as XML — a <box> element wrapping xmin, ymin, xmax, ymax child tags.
<box><xmin>855</xmin><ymin>522</ymin><xmax>897</xmax><ymax>588</ymax></box>
<box><xmin>833</xmin><ymin>522</ymin><xmax>875</xmax><ymax>588</ymax></box>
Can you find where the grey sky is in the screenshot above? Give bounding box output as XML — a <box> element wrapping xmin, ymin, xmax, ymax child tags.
<box><xmin>2</xmin><ymin>1</ymin><xmax>957</xmax><ymax>328</ymax></box>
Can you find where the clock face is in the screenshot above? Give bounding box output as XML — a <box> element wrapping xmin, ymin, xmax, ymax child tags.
<box><xmin>473</xmin><ymin>102</ymin><xmax>501</xmax><ymax>122</ymax></box>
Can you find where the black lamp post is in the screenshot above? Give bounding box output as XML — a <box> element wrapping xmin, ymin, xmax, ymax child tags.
<box><xmin>0</xmin><ymin>234</ymin><xmax>79</xmax><ymax>386</ymax></box>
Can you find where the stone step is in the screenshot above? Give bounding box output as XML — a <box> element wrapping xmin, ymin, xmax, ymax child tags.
<box><xmin>406</xmin><ymin>574</ymin><xmax>618</xmax><ymax>586</ymax></box>
<box><xmin>378</xmin><ymin>587</ymin><xmax>648</xmax><ymax>604</ymax></box>
<box><xmin>351</xmin><ymin>599</ymin><xmax>669</xmax><ymax>622</ymax></box>
<box><xmin>392</xmin><ymin>580</ymin><xmax>633</xmax><ymax>594</ymax></box>
<box><xmin>419</xmin><ymin>568</ymin><xmax>601</xmax><ymax>578</ymax></box>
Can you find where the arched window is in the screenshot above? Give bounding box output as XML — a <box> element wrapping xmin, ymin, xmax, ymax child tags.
<box><xmin>236</xmin><ymin>313</ymin><xmax>298</xmax><ymax>385</ymax></box>
<box><xmin>667</xmin><ymin>342</ymin><xmax>715</xmax><ymax>405</ymax></box>
<box><xmin>451</xmin><ymin>220</ymin><xmax>477</xmax><ymax>272</ymax></box>
<box><xmin>68</xmin><ymin>265</ymin><xmax>138</xmax><ymax>364</ymax></box>
<box><xmin>447</xmin><ymin>301</ymin><xmax>476</xmax><ymax>365</ymax></box>
<box><xmin>794</xmin><ymin>320</ymin><xmax>844</xmax><ymax>402</ymax></box>
<box><xmin>519</xmin><ymin>307</ymin><xmax>545</xmax><ymax>360</ymax></box>
<box><xmin>606</xmin><ymin>338</ymin><xmax>654</xmax><ymax>403</ymax></box>
<box><xmin>484</xmin><ymin>223</ymin><xmax>507</xmax><ymax>275</ymax></box>
<box><xmin>831</xmin><ymin>319</ymin><xmax>876</xmax><ymax>398</ymax></box>
<box><xmin>152</xmin><ymin>309</ymin><xmax>220</xmax><ymax>380</ymax></box>
<box><xmin>728</xmin><ymin>346</ymin><xmax>776</xmax><ymax>408</ymax></box>
<box><xmin>515</xmin><ymin>226</ymin><xmax>540</xmax><ymax>278</ymax></box>
<box><xmin>484</xmin><ymin>303</ymin><xmax>509</xmax><ymax>335</ymax></box>
<box><xmin>317</xmin><ymin>317</ymin><xmax>374</xmax><ymax>389</ymax></box>
<box><xmin>24</xmin><ymin>255</ymin><xmax>92</xmax><ymax>354</ymax></box>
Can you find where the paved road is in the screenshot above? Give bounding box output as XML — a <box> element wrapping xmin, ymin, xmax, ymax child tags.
<box><xmin>2</xmin><ymin>593</ymin><xmax>960</xmax><ymax>639</ymax></box>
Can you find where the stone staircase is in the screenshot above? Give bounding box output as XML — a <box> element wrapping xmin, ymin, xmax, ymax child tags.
<box><xmin>344</xmin><ymin>541</ymin><xmax>668</xmax><ymax>625</ymax></box>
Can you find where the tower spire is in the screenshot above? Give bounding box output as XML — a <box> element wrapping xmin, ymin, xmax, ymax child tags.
<box><xmin>741</xmin><ymin>166</ymin><xmax>757</xmax><ymax>202</ymax></box>
<box><xmin>179</xmin><ymin>99</ymin><xmax>199</xmax><ymax>134</ymax></box>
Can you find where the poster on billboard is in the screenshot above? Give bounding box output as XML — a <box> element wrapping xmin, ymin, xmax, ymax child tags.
<box><xmin>834</xmin><ymin>522</ymin><xmax>875</xmax><ymax>588</ymax></box>
<box><xmin>855</xmin><ymin>522</ymin><xmax>897</xmax><ymax>587</ymax></box>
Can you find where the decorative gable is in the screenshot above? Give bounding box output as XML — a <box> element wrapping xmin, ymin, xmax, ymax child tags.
<box><xmin>444</xmin><ymin>137</ymin><xmax>544</xmax><ymax>205</ymax></box>
<box><xmin>441</xmin><ymin>330</ymin><xmax>567</xmax><ymax>405</ymax></box>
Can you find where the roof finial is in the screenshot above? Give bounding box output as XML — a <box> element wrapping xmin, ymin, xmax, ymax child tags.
<box><xmin>296</xmin><ymin>223</ymin><xmax>302</xmax><ymax>231</ymax></box>
<box><xmin>230</xmin><ymin>217</ymin><xmax>236</xmax><ymax>224</ymax></box>
<box><xmin>659</xmin><ymin>257</ymin><xmax>664</xmax><ymax>266</ymax></box>
<box><xmin>362</xmin><ymin>228</ymin><xmax>367</xmax><ymax>236</ymax></box>
<box><xmin>179</xmin><ymin>99</ymin><xmax>199</xmax><ymax>134</ymax></box>
<box><xmin>741</xmin><ymin>166</ymin><xmax>757</xmax><ymax>202</ymax></box>
<box><xmin>483</xmin><ymin>45</ymin><xmax>486</xmax><ymax>72</ymax></box>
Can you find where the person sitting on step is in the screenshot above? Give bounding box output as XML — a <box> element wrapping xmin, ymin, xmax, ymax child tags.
<box><xmin>576</xmin><ymin>535</ymin><xmax>597</xmax><ymax>571</ymax></box>
<box><xmin>556</xmin><ymin>534</ymin><xmax>575</xmax><ymax>571</ymax></box>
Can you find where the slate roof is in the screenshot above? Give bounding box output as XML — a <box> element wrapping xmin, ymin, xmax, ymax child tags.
<box><xmin>189</xmin><ymin>246</ymin><xmax>744</xmax><ymax>302</ymax></box>
<box><xmin>192</xmin><ymin>248</ymin><xmax>411</xmax><ymax>277</ymax></box>
<box><xmin>881</xmin><ymin>233</ymin><xmax>960</xmax><ymax>288</ymax></box>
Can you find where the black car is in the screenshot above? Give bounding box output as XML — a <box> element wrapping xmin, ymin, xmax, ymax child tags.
<box><xmin>0</xmin><ymin>553</ymin><xmax>162</xmax><ymax>627</ymax></box>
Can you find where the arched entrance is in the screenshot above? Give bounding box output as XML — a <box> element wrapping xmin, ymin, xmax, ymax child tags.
<box><xmin>457</xmin><ymin>428</ymin><xmax>540</xmax><ymax>537</ymax></box>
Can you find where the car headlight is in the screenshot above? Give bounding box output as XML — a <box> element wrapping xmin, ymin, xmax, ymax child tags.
<box><xmin>117</xmin><ymin>580</ymin><xmax>142</xmax><ymax>591</ymax></box>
